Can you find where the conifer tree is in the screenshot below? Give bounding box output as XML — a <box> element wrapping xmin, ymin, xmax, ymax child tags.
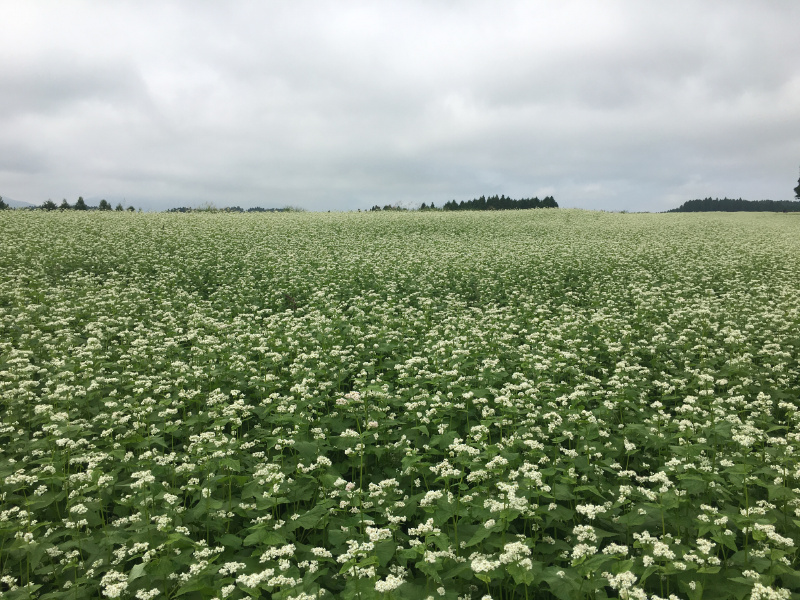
<box><xmin>794</xmin><ymin>167</ymin><xmax>800</xmax><ymax>199</ymax></box>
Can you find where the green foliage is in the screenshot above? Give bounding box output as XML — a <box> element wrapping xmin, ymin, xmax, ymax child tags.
<box><xmin>98</xmin><ymin>199</ymin><xmax>112</xmax><ymax>211</ymax></box>
<box><xmin>442</xmin><ymin>195</ymin><xmax>558</xmax><ymax>211</ymax></box>
<box><xmin>0</xmin><ymin>196</ymin><xmax>8</xmax><ymax>210</ymax></box>
<box><xmin>669</xmin><ymin>197</ymin><xmax>800</xmax><ymax>212</ymax></box>
<box><xmin>794</xmin><ymin>168</ymin><xmax>800</xmax><ymax>199</ymax></box>
<box><xmin>0</xmin><ymin>210</ymin><xmax>798</xmax><ymax>599</ymax></box>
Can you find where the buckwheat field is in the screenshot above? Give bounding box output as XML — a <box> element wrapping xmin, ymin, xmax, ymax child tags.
<box><xmin>1</xmin><ymin>210</ymin><xmax>799</xmax><ymax>600</ymax></box>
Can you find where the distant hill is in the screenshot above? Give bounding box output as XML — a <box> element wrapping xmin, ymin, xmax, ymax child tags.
<box><xmin>668</xmin><ymin>198</ymin><xmax>800</xmax><ymax>212</ymax></box>
<box><xmin>0</xmin><ymin>196</ymin><xmax>35</xmax><ymax>208</ymax></box>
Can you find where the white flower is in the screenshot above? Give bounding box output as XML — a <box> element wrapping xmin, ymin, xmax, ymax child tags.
<box><xmin>374</xmin><ymin>574</ymin><xmax>404</xmax><ymax>592</ymax></box>
<box><xmin>100</xmin><ymin>571</ymin><xmax>128</xmax><ymax>598</ymax></box>
<box><xmin>470</xmin><ymin>554</ymin><xmax>500</xmax><ymax>573</ymax></box>
<box><xmin>366</xmin><ymin>526</ymin><xmax>392</xmax><ymax>542</ymax></box>
<box><xmin>571</xmin><ymin>543</ymin><xmax>597</xmax><ymax>562</ymax></box>
<box><xmin>750</xmin><ymin>583</ymin><xmax>791</xmax><ymax>600</ymax></box>
<box><xmin>602</xmin><ymin>543</ymin><xmax>629</xmax><ymax>556</ymax></box>
<box><xmin>602</xmin><ymin>571</ymin><xmax>637</xmax><ymax>591</ymax></box>
<box><xmin>420</xmin><ymin>490</ymin><xmax>444</xmax><ymax>507</ymax></box>
<box><xmin>575</xmin><ymin>503</ymin><xmax>607</xmax><ymax>520</ymax></box>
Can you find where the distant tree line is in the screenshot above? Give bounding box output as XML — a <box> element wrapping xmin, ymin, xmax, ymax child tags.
<box><xmin>667</xmin><ymin>198</ymin><xmax>800</xmax><ymax>213</ymax></box>
<box><xmin>370</xmin><ymin>195</ymin><xmax>558</xmax><ymax>212</ymax></box>
<box><xmin>14</xmin><ymin>197</ymin><xmax>137</xmax><ymax>211</ymax></box>
<box><xmin>442</xmin><ymin>195</ymin><xmax>557</xmax><ymax>211</ymax></box>
<box><xmin>164</xmin><ymin>205</ymin><xmax>302</xmax><ymax>213</ymax></box>
<box><xmin>369</xmin><ymin>204</ymin><xmax>415</xmax><ymax>211</ymax></box>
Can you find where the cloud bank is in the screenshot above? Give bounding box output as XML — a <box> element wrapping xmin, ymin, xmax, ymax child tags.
<box><xmin>2</xmin><ymin>1</ymin><xmax>799</xmax><ymax>211</ymax></box>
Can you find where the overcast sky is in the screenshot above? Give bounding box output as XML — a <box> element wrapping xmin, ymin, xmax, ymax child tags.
<box><xmin>2</xmin><ymin>1</ymin><xmax>799</xmax><ymax>212</ymax></box>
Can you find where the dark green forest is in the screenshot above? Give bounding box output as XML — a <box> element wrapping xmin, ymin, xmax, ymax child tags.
<box><xmin>442</xmin><ymin>195</ymin><xmax>557</xmax><ymax>211</ymax></box>
<box><xmin>668</xmin><ymin>197</ymin><xmax>800</xmax><ymax>212</ymax></box>
<box><xmin>371</xmin><ymin>195</ymin><xmax>558</xmax><ymax>212</ymax></box>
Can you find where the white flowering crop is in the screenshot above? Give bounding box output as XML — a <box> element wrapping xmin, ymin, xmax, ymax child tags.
<box><xmin>0</xmin><ymin>210</ymin><xmax>799</xmax><ymax>598</ymax></box>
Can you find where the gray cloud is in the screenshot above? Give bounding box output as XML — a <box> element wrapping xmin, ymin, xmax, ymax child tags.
<box><xmin>1</xmin><ymin>0</ymin><xmax>799</xmax><ymax>211</ymax></box>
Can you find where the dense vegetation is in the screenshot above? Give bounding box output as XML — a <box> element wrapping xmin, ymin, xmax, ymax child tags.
<box><xmin>370</xmin><ymin>195</ymin><xmax>557</xmax><ymax>212</ymax></box>
<box><xmin>442</xmin><ymin>195</ymin><xmax>557</xmax><ymax>211</ymax></box>
<box><xmin>29</xmin><ymin>198</ymin><xmax>135</xmax><ymax>212</ymax></box>
<box><xmin>667</xmin><ymin>198</ymin><xmax>800</xmax><ymax>213</ymax></box>
<box><xmin>165</xmin><ymin>206</ymin><xmax>299</xmax><ymax>213</ymax></box>
<box><xmin>0</xmin><ymin>210</ymin><xmax>799</xmax><ymax>599</ymax></box>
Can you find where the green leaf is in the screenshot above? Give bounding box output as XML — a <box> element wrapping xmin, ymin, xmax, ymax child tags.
<box><xmin>293</xmin><ymin>441</ymin><xmax>319</xmax><ymax>460</ymax></box>
<box><xmin>129</xmin><ymin>562</ymin><xmax>146</xmax><ymax>582</ymax></box>
<box><xmin>678</xmin><ymin>475</ymin><xmax>707</xmax><ymax>495</ymax></box>
<box><xmin>507</xmin><ymin>560</ymin><xmax>542</xmax><ymax>586</ymax></box>
<box><xmin>374</xmin><ymin>540</ymin><xmax>396</xmax><ymax>566</ymax></box>
<box><xmin>175</xmin><ymin>580</ymin><xmax>216</xmax><ymax>597</ymax></box>
<box><xmin>767</xmin><ymin>484</ymin><xmax>795</xmax><ymax>502</ymax></box>
<box><xmin>243</xmin><ymin>528</ymin><xmax>284</xmax><ymax>547</ymax></box>
<box><xmin>681</xmin><ymin>579</ymin><xmax>704</xmax><ymax>600</ymax></box>
<box><xmin>219</xmin><ymin>533</ymin><xmax>243</xmax><ymax>549</ymax></box>
<box><xmin>542</xmin><ymin>568</ymin><xmax>581</xmax><ymax>600</ymax></box>
<box><xmin>465</xmin><ymin>525</ymin><xmax>493</xmax><ymax>547</ymax></box>
<box><xmin>327</xmin><ymin>528</ymin><xmax>348</xmax><ymax>547</ymax></box>
<box><xmin>219</xmin><ymin>457</ymin><xmax>241</xmax><ymax>471</ymax></box>
<box><xmin>553</xmin><ymin>483</ymin><xmax>574</xmax><ymax>500</ymax></box>
<box><xmin>285</xmin><ymin>503</ymin><xmax>329</xmax><ymax>531</ymax></box>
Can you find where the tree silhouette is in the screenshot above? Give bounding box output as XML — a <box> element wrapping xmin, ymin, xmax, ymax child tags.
<box><xmin>668</xmin><ymin>197</ymin><xmax>800</xmax><ymax>212</ymax></box>
<box><xmin>795</xmin><ymin>168</ymin><xmax>800</xmax><ymax>199</ymax></box>
<box><xmin>442</xmin><ymin>195</ymin><xmax>557</xmax><ymax>211</ymax></box>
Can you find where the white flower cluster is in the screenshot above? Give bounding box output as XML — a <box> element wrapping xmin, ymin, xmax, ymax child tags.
<box><xmin>260</xmin><ymin>543</ymin><xmax>296</xmax><ymax>563</ymax></box>
<box><xmin>601</xmin><ymin>571</ymin><xmax>648</xmax><ymax>600</ymax></box>
<box><xmin>296</xmin><ymin>455</ymin><xmax>333</xmax><ymax>473</ymax></box>
<box><xmin>575</xmin><ymin>503</ymin><xmax>608</xmax><ymax>520</ymax></box>
<box><xmin>470</xmin><ymin>553</ymin><xmax>500</xmax><ymax>574</ymax></box>
<box><xmin>99</xmin><ymin>571</ymin><xmax>128</xmax><ymax>598</ymax></box>
<box><xmin>130</xmin><ymin>470</ymin><xmax>155</xmax><ymax>489</ymax></box>
<box><xmin>750</xmin><ymin>583</ymin><xmax>792</xmax><ymax>600</ymax></box>
<box><xmin>498</xmin><ymin>541</ymin><xmax>531</xmax><ymax>567</ymax></box>
<box><xmin>374</xmin><ymin>573</ymin><xmax>405</xmax><ymax>592</ymax></box>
